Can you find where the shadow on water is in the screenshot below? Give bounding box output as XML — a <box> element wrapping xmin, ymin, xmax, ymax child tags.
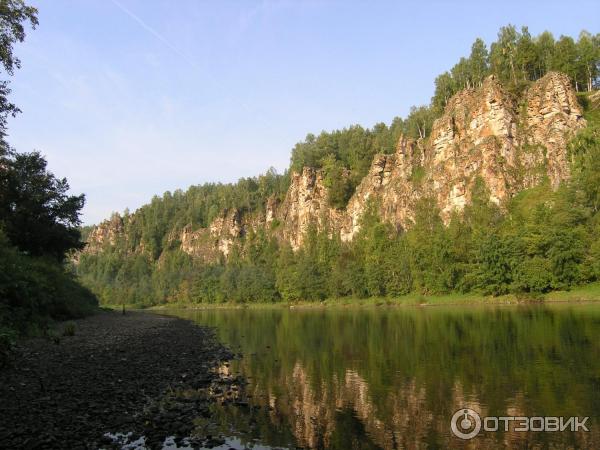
<box><xmin>159</xmin><ymin>304</ymin><xmax>600</xmax><ymax>449</ymax></box>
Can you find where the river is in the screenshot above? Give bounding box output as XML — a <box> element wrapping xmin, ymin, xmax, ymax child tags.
<box><xmin>163</xmin><ymin>304</ymin><xmax>600</xmax><ymax>449</ymax></box>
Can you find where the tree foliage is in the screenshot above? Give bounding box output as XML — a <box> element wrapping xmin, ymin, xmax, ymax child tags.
<box><xmin>0</xmin><ymin>0</ymin><xmax>37</xmax><ymax>150</ymax></box>
<box><xmin>0</xmin><ymin>151</ymin><xmax>85</xmax><ymax>260</ymax></box>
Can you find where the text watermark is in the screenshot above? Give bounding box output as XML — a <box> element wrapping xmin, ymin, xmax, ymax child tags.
<box><xmin>450</xmin><ymin>408</ymin><xmax>589</xmax><ymax>440</ymax></box>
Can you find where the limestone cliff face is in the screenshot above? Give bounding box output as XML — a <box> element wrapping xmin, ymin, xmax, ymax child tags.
<box><xmin>178</xmin><ymin>197</ymin><xmax>281</xmax><ymax>258</ymax></box>
<box><xmin>341</xmin><ymin>136</ymin><xmax>422</xmax><ymax>240</ymax></box>
<box><xmin>338</xmin><ymin>72</ymin><xmax>585</xmax><ymax>239</ymax></box>
<box><xmin>524</xmin><ymin>72</ymin><xmax>585</xmax><ymax>187</ymax></box>
<box><xmin>277</xmin><ymin>168</ymin><xmax>345</xmax><ymax>250</ymax></box>
<box><xmin>179</xmin><ymin>209</ymin><xmax>244</xmax><ymax>260</ymax></box>
<box><xmin>85</xmin><ymin>214</ymin><xmax>124</xmax><ymax>254</ymax></box>
<box><xmin>84</xmin><ymin>72</ymin><xmax>586</xmax><ymax>259</ymax></box>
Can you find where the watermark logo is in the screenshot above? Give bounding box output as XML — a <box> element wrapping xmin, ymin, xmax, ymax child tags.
<box><xmin>451</xmin><ymin>409</ymin><xmax>482</xmax><ymax>440</ymax></box>
<box><xmin>450</xmin><ymin>409</ymin><xmax>589</xmax><ymax>440</ymax></box>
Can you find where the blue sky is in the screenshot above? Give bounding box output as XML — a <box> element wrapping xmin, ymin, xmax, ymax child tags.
<box><xmin>6</xmin><ymin>0</ymin><xmax>599</xmax><ymax>224</ymax></box>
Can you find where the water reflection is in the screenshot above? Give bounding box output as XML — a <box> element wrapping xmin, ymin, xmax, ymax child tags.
<box><xmin>167</xmin><ymin>305</ymin><xmax>600</xmax><ymax>449</ymax></box>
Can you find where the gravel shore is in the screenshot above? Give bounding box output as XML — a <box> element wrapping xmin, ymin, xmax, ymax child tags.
<box><xmin>0</xmin><ymin>311</ymin><xmax>244</xmax><ymax>449</ymax></box>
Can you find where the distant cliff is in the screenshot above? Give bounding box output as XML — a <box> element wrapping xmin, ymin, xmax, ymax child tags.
<box><xmin>84</xmin><ymin>72</ymin><xmax>585</xmax><ymax>257</ymax></box>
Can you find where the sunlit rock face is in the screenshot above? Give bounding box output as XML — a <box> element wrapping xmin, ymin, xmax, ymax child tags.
<box><xmin>84</xmin><ymin>72</ymin><xmax>585</xmax><ymax>259</ymax></box>
<box><xmin>277</xmin><ymin>167</ymin><xmax>346</xmax><ymax>250</ymax></box>
<box><xmin>209</xmin><ymin>208</ymin><xmax>244</xmax><ymax>257</ymax></box>
<box><xmin>427</xmin><ymin>74</ymin><xmax>521</xmax><ymax>221</ymax></box>
<box><xmin>179</xmin><ymin>225</ymin><xmax>215</xmax><ymax>261</ymax></box>
<box><xmin>278</xmin><ymin>168</ymin><xmax>329</xmax><ymax>251</ymax></box>
<box><xmin>340</xmin><ymin>135</ymin><xmax>421</xmax><ymax>240</ymax></box>
<box><xmin>84</xmin><ymin>213</ymin><xmax>124</xmax><ymax>254</ymax></box>
<box><xmin>178</xmin><ymin>208</ymin><xmax>244</xmax><ymax>260</ymax></box>
<box><xmin>524</xmin><ymin>72</ymin><xmax>585</xmax><ymax>187</ymax></box>
<box><xmin>338</xmin><ymin>72</ymin><xmax>585</xmax><ymax>239</ymax></box>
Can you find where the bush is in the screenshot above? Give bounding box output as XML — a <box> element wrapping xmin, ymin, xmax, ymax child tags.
<box><xmin>0</xmin><ymin>326</ymin><xmax>17</xmax><ymax>368</ymax></box>
<box><xmin>0</xmin><ymin>234</ymin><xmax>97</xmax><ymax>334</ymax></box>
<box><xmin>62</xmin><ymin>321</ymin><xmax>76</xmax><ymax>337</ymax></box>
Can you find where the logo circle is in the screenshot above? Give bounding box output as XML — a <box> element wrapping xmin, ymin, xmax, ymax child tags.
<box><xmin>451</xmin><ymin>408</ymin><xmax>482</xmax><ymax>440</ymax></box>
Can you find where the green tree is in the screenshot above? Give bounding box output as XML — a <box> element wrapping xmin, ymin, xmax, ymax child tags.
<box><xmin>515</xmin><ymin>26</ymin><xmax>538</xmax><ymax>81</ymax></box>
<box><xmin>432</xmin><ymin>71</ymin><xmax>455</xmax><ymax>112</ymax></box>
<box><xmin>469</xmin><ymin>37</ymin><xmax>490</xmax><ymax>87</ymax></box>
<box><xmin>322</xmin><ymin>154</ymin><xmax>353</xmax><ymax>209</ymax></box>
<box><xmin>490</xmin><ymin>25</ymin><xmax>519</xmax><ymax>85</ymax></box>
<box><xmin>0</xmin><ymin>0</ymin><xmax>37</xmax><ymax>149</ymax></box>
<box><xmin>0</xmin><ymin>151</ymin><xmax>85</xmax><ymax>260</ymax></box>
<box><xmin>404</xmin><ymin>105</ymin><xmax>435</xmax><ymax>139</ymax></box>
<box><xmin>577</xmin><ymin>31</ymin><xmax>600</xmax><ymax>91</ymax></box>
<box><xmin>276</xmin><ymin>244</ymin><xmax>301</xmax><ymax>301</ymax></box>
<box><xmin>552</xmin><ymin>36</ymin><xmax>579</xmax><ymax>88</ymax></box>
<box><xmin>535</xmin><ymin>31</ymin><xmax>555</xmax><ymax>78</ymax></box>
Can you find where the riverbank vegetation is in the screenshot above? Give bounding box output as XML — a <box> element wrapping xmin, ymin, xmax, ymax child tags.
<box><xmin>0</xmin><ymin>2</ymin><xmax>97</xmax><ymax>342</ymax></box>
<box><xmin>127</xmin><ymin>281</ymin><xmax>600</xmax><ymax>311</ymax></box>
<box><xmin>76</xmin><ymin>25</ymin><xmax>600</xmax><ymax>308</ymax></box>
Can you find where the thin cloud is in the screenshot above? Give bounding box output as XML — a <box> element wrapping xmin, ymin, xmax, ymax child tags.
<box><xmin>109</xmin><ymin>0</ymin><xmax>276</xmax><ymax>132</ymax></box>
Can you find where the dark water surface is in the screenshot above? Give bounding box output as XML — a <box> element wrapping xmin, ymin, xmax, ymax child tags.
<box><xmin>163</xmin><ymin>304</ymin><xmax>600</xmax><ymax>449</ymax></box>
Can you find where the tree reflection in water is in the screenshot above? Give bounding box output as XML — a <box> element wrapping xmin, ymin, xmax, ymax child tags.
<box><xmin>169</xmin><ymin>305</ymin><xmax>600</xmax><ymax>449</ymax></box>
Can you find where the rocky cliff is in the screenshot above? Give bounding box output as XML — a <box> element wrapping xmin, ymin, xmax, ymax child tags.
<box><xmin>84</xmin><ymin>72</ymin><xmax>586</xmax><ymax>258</ymax></box>
<box><xmin>84</xmin><ymin>213</ymin><xmax>124</xmax><ymax>254</ymax></box>
<box><xmin>339</xmin><ymin>72</ymin><xmax>585</xmax><ymax>238</ymax></box>
<box><xmin>274</xmin><ymin>71</ymin><xmax>585</xmax><ymax>244</ymax></box>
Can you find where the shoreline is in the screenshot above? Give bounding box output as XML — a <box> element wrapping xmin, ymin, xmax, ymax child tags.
<box><xmin>0</xmin><ymin>310</ymin><xmax>247</xmax><ymax>449</ymax></box>
<box><xmin>107</xmin><ymin>282</ymin><xmax>600</xmax><ymax>311</ymax></box>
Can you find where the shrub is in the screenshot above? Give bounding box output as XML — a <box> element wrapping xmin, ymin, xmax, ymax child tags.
<box><xmin>0</xmin><ymin>326</ymin><xmax>17</xmax><ymax>368</ymax></box>
<box><xmin>62</xmin><ymin>321</ymin><xmax>76</xmax><ymax>337</ymax></box>
<box><xmin>0</xmin><ymin>234</ymin><xmax>97</xmax><ymax>334</ymax></box>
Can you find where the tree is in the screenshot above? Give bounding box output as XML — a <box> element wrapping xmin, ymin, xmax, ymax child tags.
<box><xmin>515</xmin><ymin>26</ymin><xmax>538</xmax><ymax>81</ymax></box>
<box><xmin>535</xmin><ymin>31</ymin><xmax>555</xmax><ymax>78</ymax></box>
<box><xmin>432</xmin><ymin>71</ymin><xmax>455</xmax><ymax>112</ymax></box>
<box><xmin>405</xmin><ymin>197</ymin><xmax>456</xmax><ymax>294</ymax></box>
<box><xmin>275</xmin><ymin>244</ymin><xmax>301</xmax><ymax>301</ymax></box>
<box><xmin>322</xmin><ymin>154</ymin><xmax>353</xmax><ymax>209</ymax></box>
<box><xmin>469</xmin><ymin>38</ymin><xmax>490</xmax><ymax>87</ymax></box>
<box><xmin>490</xmin><ymin>25</ymin><xmax>519</xmax><ymax>85</ymax></box>
<box><xmin>0</xmin><ymin>0</ymin><xmax>37</xmax><ymax>150</ymax></box>
<box><xmin>404</xmin><ymin>105</ymin><xmax>435</xmax><ymax>139</ymax></box>
<box><xmin>552</xmin><ymin>36</ymin><xmax>579</xmax><ymax>89</ymax></box>
<box><xmin>0</xmin><ymin>2</ymin><xmax>98</xmax><ymax>331</ymax></box>
<box><xmin>569</xmin><ymin>126</ymin><xmax>600</xmax><ymax>212</ymax></box>
<box><xmin>0</xmin><ymin>151</ymin><xmax>85</xmax><ymax>260</ymax></box>
<box><xmin>451</xmin><ymin>57</ymin><xmax>472</xmax><ymax>90</ymax></box>
<box><xmin>577</xmin><ymin>31</ymin><xmax>600</xmax><ymax>92</ymax></box>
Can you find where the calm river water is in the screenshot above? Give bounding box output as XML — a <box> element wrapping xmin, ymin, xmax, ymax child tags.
<box><xmin>164</xmin><ymin>304</ymin><xmax>600</xmax><ymax>449</ymax></box>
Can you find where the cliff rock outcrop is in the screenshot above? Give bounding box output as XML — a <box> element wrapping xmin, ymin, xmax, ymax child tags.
<box><xmin>278</xmin><ymin>168</ymin><xmax>345</xmax><ymax>250</ymax></box>
<box><xmin>85</xmin><ymin>214</ymin><xmax>124</xmax><ymax>254</ymax></box>
<box><xmin>337</xmin><ymin>72</ymin><xmax>585</xmax><ymax>238</ymax></box>
<box><xmin>84</xmin><ymin>72</ymin><xmax>586</xmax><ymax>259</ymax></box>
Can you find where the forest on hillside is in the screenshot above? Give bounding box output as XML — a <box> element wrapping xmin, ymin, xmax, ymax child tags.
<box><xmin>76</xmin><ymin>26</ymin><xmax>600</xmax><ymax>306</ymax></box>
<box><xmin>0</xmin><ymin>2</ymin><xmax>96</xmax><ymax>348</ymax></box>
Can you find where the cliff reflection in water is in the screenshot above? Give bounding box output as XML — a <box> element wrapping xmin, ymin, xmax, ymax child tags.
<box><xmin>169</xmin><ymin>305</ymin><xmax>600</xmax><ymax>449</ymax></box>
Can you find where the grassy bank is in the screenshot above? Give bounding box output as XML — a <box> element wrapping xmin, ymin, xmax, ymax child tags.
<box><xmin>104</xmin><ymin>282</ymin><xmax>600</xmax><ymax>311</ymax></box>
